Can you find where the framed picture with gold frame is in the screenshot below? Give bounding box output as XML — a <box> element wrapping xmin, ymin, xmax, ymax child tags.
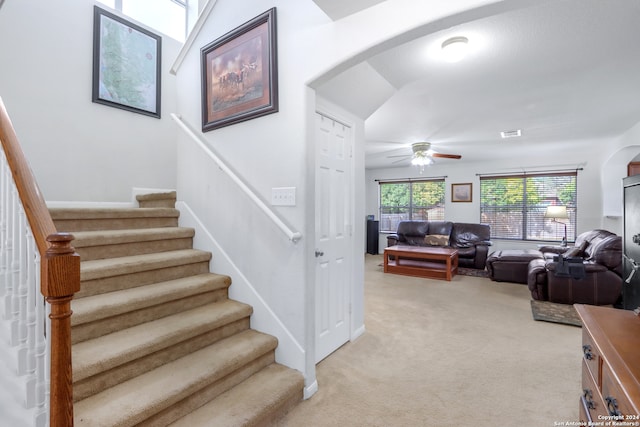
<box><xmin>452</xmin><ymin>183</ymin><xmax>472</xmax><ymax>202</ymax></box>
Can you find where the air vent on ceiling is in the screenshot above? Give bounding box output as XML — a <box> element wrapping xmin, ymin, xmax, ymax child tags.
<box><xmin>500</xmin><ymin>129</ymin><xmax>522</xmax><ymax>139</ymax></box>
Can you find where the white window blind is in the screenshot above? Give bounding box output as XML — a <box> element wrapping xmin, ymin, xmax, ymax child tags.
<box><xmin>378</xmin><ymin>179</ymin><xmax>445</xmax><ymax>232</ymax></box>
<box><xmin>480</xmin><ymin>172</ymin><xmax>577</xmax><ymax>242</ymax></box>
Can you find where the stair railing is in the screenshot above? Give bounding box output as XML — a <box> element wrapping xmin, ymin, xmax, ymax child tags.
<box><xmin>0</xmin><ymin>96</ymin><xmax>80</xmax><ymax>427</ymax></box>
<box><xmin>171</xmin><ymin>113</ymin><xmax>302</xmax><ymax>243</ymax></box>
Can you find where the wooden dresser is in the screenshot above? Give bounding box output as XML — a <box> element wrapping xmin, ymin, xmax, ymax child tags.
<box><xmin>575</xmin><ymin>304</ymin><xmax>640</xmax><ymax>423</ymax></box>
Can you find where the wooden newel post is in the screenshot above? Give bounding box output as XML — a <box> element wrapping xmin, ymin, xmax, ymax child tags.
<box><xmin>42</xmin><ymin>232</ymin><xmax>81</xmax><ymax>427</ymax></box>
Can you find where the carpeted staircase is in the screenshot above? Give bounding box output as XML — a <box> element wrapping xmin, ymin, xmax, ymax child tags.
<box><xmin>49</xmin><ymin>192</ymin><xmax>303</xmax><ymax>426</ymax></box>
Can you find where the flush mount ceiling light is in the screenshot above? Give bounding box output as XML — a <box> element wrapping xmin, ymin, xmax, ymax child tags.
<box><xmin>441</xmin><ymin>36</ymin><xmax>469</xmax><ymax>62</ymax></box>
<box><xmin>500</xmin><ymin>129</ymin><xmax>522</xmax><ymax>139</ymax></box>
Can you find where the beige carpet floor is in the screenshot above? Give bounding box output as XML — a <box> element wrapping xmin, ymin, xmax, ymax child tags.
<box><xmin>279</xmin><ymin>254</ymin><xmax>582</xmax><ymax>427</ymax></box>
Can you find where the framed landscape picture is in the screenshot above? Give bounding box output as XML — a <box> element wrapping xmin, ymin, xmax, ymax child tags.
<box><xmin>452</xmin><ymin>183</ymin><xmax>473</xmax><ymax>202</ymax></box>
<box><xmin>201</xmin><ymin>8</ymin><xmax>278</xmax><ymax>132</ymax></box>
<box><xmin>92</xmin><ymin>6</ymin><xmax>161</xmax><ymax>118</ymax></box>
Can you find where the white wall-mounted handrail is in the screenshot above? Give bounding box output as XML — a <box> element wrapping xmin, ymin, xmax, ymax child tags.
<box><xmin>171</xmin><ymin>113</ymin><xmax>302</xmax><ymax>243</ymax></box>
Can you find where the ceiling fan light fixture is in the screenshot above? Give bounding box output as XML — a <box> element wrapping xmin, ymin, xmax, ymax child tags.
<box><xmin>411</xmin><ymin>155</ymin><xmax>433</xmax><ymax>167</ymax></box>
<box><xmin>441</xmin><ymin>36</ymin><xmax>469</xmax><ymax>62</ymax></box>
<box><xmin>411</xmin><ymin>142</ymin><xmax>431</xmax><ymax>154</ymax></box>
<box><xmin>386</xmin><ymin>141</ymin><xmax>460</xmax><ymax>171</ymax></box>
<box><xmin>411</xmin><ymin>150</ymin><xmax>432</xmax><ymax>174</ymax></box>
<box><xmin>411</xmin><ymin>142</ymin><xmax>433</xmax><ymax>173</ymax></box>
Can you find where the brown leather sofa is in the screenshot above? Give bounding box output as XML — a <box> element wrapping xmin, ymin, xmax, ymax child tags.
<box><xmin>527</xmin><ymin>229</ymin><xmax>622</xmax><ymax>305</ymax></box>
<box><xmin>386</xmin><ymin>220</ymin><xmax>492</xmax><ymax>269</ymax></box>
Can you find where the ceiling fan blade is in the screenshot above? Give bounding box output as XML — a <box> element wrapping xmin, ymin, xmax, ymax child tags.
<box><xmin>387</xmin><ymin>154</ymin><xmax>412</xmax><ymax>158</ymax></box>
<box><xmin>392</xmin><ymin>158</ymin><xmax>411</xmax><ymax>164</ymax></box>
<box><xmin>431</xmin><ymin>153</ymin><xmax>462</xmax><ymax>159</ymax></box>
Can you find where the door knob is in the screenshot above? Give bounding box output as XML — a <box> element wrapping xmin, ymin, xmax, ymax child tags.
<box><xmin>315</xmin><ymin>250</ymin><xmax>324</xmax><ymax>257</ymax></box>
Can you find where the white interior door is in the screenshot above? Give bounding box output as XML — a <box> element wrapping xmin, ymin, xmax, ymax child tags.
<box><xmin>315</xmin><ymin>112</ymin><xmax>352</xmax><ymax>363</ymax></box>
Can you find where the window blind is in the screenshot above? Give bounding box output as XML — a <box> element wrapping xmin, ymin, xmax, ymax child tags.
<box><xmin>480</xmin><ymin>172</ymin><xmax>577</xmax><ymax>241</ymax></box>
<box><xmin>378</xmin><ymin>179</ymin><xmax>445</xmax><ymax>232</ymax></box>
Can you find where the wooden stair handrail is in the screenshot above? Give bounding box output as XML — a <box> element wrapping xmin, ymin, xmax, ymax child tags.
<box><xmin>0</xmin><ymin>96</ymin><xmax>80</xmax><ymax>427</ymax></box>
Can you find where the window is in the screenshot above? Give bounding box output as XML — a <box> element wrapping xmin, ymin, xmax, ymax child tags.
<box><xmin>96</xmin><ymin>0</ymin><xmax>188</xmax><ymax>42</ymax></box>
<box><xmin>379</xmin><ymin>179</ymin><xmax>445</xmax><ymax>232</ymax></box>
<box><xmin>480</xmin><ymin>172</ymin><xmax>577</xmax><ymax>242</ymax></box>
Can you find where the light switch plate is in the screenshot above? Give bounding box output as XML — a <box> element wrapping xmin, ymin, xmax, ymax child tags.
<box><xmin>271</xmin><ymin>187</ymin><xmax>296</xmax><ymax>206</ymax></box>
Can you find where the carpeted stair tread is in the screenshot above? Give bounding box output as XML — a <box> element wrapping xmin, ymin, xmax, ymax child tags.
<box><xmin>136</xmin><ymin>191</ymin><xmax>176</xmax><ymax>202</ymax></box>
<box><xmin>136</xmin><ymin>191</ymin><xmax>177</xmax><ymax>208</ymax></box>
<box><xmin>50</xmin><ymin>207</ymin><xmax>180</xmax><ymax>232</ymax></box>
<box><xmin>74</xmin><ymin>330</ymin><xmax>277</xmax><ymax>427</ymax></box>
<box><xmin>71</xmin><ymin>227</ymin><xmax>195</xmax><ymax>247</ymax></box>
<box><xmin>72</xmin><ymin>273</ymin><xmax>231</xmax><ymax>326</ymax></box>
<box><xmin>71</xmin><ymin>227</ymin><xmax>197</xmax><ymax>260</ymax></box>
<box><xmin>169</xmin><ymin>363</ymin><xmax>304</xmax><ymax>427</ymax></box>
<box><xmin>80</xmin><ymin>249</ymin><xmax>212</xmax><ymax>281</ymax></box>
<box><xmin>50</xmin><ymin>207</ymin><xmax>180</xmax><ymax>220</ymax></box>
<box><xmin>73</xmin><ymin>300</ymin><xmax>253</xmax><ymax>382</ymax></box>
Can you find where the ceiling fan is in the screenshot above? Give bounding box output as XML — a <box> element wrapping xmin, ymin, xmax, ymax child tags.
<box><xmin>388</xmin><ymin>142</ymin><xmax>462</xmax><ymax>169</ymax></box>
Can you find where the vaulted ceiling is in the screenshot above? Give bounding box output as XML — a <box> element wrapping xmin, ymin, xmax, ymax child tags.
<box><xmin>312</xmin><ymin>0</ymin><xmax>640</xmax><ymax>169</ymax></box>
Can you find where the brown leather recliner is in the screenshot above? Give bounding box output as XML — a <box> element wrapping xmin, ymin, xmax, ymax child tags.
<box><xmin>527</xmin><ymin>229</ymin><xmax>622</xmax><ymax>305</ymax></box>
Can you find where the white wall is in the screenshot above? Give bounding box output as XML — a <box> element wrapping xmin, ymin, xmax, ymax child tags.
<box><xmin>366</xmin><ymin>136</ymin><xmax>614</xmax><ymax>254</ymax></box>
<box><xmin>0</xmin><ymin>0</ymin><xmax>181</xmax><ymax>202</ymax></box>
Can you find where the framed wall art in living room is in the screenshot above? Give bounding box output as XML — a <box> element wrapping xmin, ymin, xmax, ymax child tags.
<box><xmin>92</xmin><ymin>6</ymin><xmax>161</xmax><ymax>118</ymax></box>
<box><xmin>452</xmin><ymin>183</ymin><xmax>473</xmax><ymax>202</ymax></box>
<box><xmin>201</xmin><ymin>8</ymin><xmax>278</xmax><ymax>132</ymax></box>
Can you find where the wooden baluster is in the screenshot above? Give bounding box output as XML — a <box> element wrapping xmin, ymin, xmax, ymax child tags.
<box><xmin>42</xmin><ymin>232</ymin><xmax>80</xmax><ymax>427</ymax></box>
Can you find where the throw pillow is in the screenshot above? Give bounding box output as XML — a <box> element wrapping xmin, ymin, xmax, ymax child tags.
<box><xmin>424</xmin><ymin>234</ymin><xmax>450</xmax><ymax>246</ymax></box>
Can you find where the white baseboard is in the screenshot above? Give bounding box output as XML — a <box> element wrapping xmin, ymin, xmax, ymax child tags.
<box><xmin>304</xmin><ymin>380</ymin><xmax>318</xmax><ymax>400</ymax></box>
<box><xmin>351</xmin><ymin>324</ymin><xmax>366</xmax><ymax>341</ymax></box>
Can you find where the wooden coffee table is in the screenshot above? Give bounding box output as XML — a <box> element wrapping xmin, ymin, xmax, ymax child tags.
<box><xmin>384</xmin><ymin>245</ymin><xmax>458</xmax><ymax>281</ymax></box>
